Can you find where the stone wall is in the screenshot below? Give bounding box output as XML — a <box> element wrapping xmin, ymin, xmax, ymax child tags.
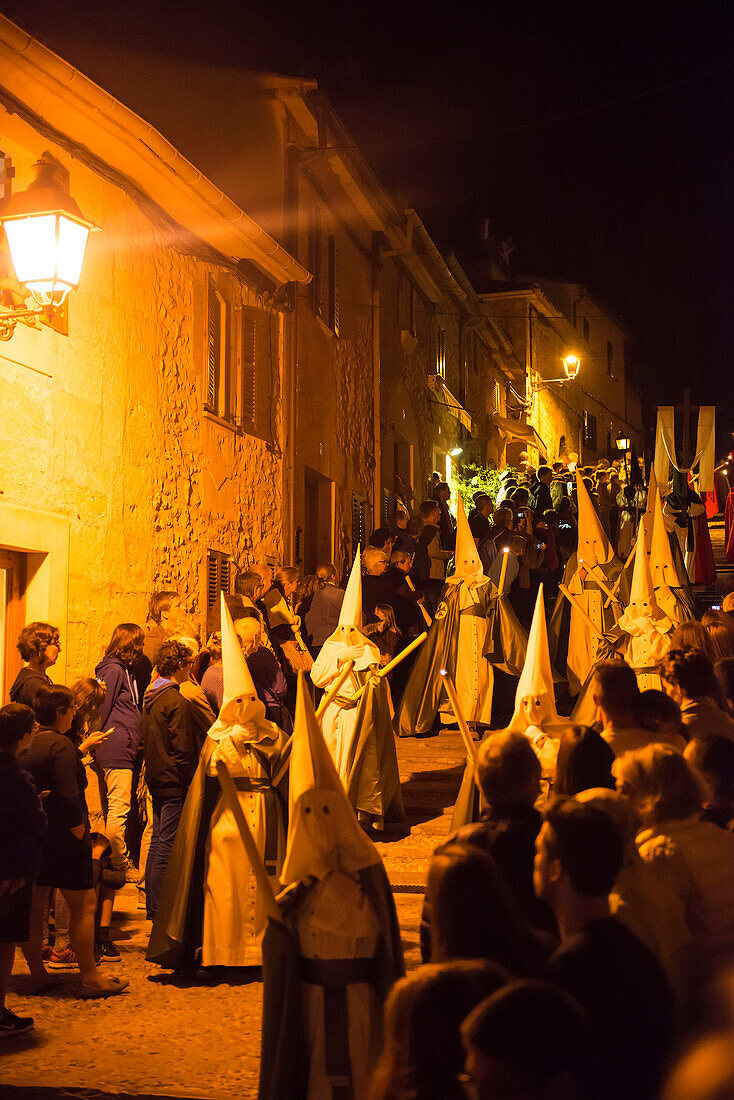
<box><xmin>0</xmin><ymin>114</ymin><xmax>283</xmax><ymax>683</ymax></box>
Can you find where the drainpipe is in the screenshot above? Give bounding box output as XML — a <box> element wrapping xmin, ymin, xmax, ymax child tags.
<box><xmin>372</xmin><ymin>234</ymin><xmax>382</xmax><ymax>526</ymax></box>
<box><xmin>283</xmin><ymin>139</ymin><xmax>300</xmax><ymax>562</ymax></box>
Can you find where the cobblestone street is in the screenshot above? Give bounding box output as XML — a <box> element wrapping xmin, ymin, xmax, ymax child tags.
<box><xmin>2</xmin><ymin>729</ymin><xmax>466</xmax><ymax>1100</ymax></box>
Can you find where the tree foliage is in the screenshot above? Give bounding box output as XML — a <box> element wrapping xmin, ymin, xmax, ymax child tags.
<box><xmin>452</xmin><ymin>462</ymin><xmax>516</xmax><ymax>509</ymax></box>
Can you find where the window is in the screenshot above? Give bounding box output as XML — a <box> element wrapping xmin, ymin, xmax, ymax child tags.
<box><xmin>606</xmin><ymin>340</ymin><xmax>614</xmax><ymax>377</ymax></box>
<box><xmin>238</xmin><ymin>311</ymin><xmax>257</xmax><ymax>429</ymax></box>
<box><xmin>493</xmin><ymin>380</ymin><xmax>502</xmax><ymax>414</ymax></box>
<box><xmin>207</xmin><ymin>550</ymin><xmax>231</xmax><ymax>610</ymax></box>
<box><xmin>351</xmin><ymin>494</ymin><xmax>367</xmax><ymax>553</ymax></box>
<box><xmin>327</xmin><ymin>236</ymin><xmax>339</xmax><ymax>336</ymax></box>
<box><xmin>206</xmin><ymin>276</ymin><xmax>231</xmax><ymax>420</ymax></box>
<box><xmin>436</xmin><ymin>325</ymin><xmax>446</xmax><ymax>379</ymax></box>
<box><xmin>582</xmin><ymin>317</ymin><xmax>590</xmax><ymax>342</ymax></box>
<box><xmin>583</xmin><ymin>411</ymin><xmax>597</xmax><ymax>449</ymax></box>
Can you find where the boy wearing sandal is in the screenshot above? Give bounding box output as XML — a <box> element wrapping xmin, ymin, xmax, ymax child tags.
<box><xmin>18</xmin><ymin>686</ymin><xmax>128</xmax><ymax>1000</ymax></box>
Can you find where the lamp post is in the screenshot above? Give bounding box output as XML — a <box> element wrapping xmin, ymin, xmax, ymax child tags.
<box><xmin>615</xmin><ymin>432</ymin><xmax>631</xmax><ymax>482</ymax></box>
<box><xmin>0</xmin><ymin>153</ymin><xmax>94</xmax><ymax>340</ymax></box>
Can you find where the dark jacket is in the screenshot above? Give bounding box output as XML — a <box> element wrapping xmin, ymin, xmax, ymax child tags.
<box><xmin>0</xmin><ymin>755</ymin><xmax>47</xmax><ymax>879</ymax></box>
<box><xmin>142</xmin><ymin>679</ymin><xmax>197</xmax><ymax>800</ymax></box>
<box><xmin>532</xmin><ymin>481</ymin><xmax>554</xmax><ymax>514</ymax></box>
<box><xmin>9</xmin><ymin>667</ymin><xmax>52</xmax><ymax>709</ymax></box>
<box><xmin>362</xmin><ymin>573</ymin><xmax>400</xmax><ymax>624</ymax></box>
<box><xmin>18</xmin><ymin>727</ymin><xmax>87</xmax><ymax>833</ymax></box>
<box><xmin>468</xmin><ymin>509</ymin><xmax>492</xmax><ymax>542</ymax></box>
<box><xmin>247</xmin><ymin>647</ymin><xmax>289</xmax><ymax>726</ymax></box>
<box><xmin>94</xmin><ymin>655</ymin><xmax>143</xmax><ymax>769</ymax></box>
<box><xmin>304</xmin><ymin>584</ymin><xmax>345</xmax><ymax>648</ymax></box>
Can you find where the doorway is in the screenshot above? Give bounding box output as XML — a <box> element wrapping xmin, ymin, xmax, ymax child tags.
<box><xmin>0</xmin><ymin>548</ymin><xmax>27</xmax><ymax>702</ymax></box>
<box><xmin>304</xmin><ymin>468</ymin><xmax>334</xmax><ymax>574</ymax></box>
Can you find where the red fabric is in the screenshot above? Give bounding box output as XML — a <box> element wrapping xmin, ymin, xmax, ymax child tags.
<box><xmin>725</xmin><ymin>490</ymin><xmax>734</xmax><ymax>562</ymax></box>
<box><xmin>695</xmin><ymin>512</ymin><xmax>716</xmax><ymax>584</ymax></box>
<box><xmin>703</xmin><ymin>490</ymin><xmax>719</xmax><ymax>519</ymax></box>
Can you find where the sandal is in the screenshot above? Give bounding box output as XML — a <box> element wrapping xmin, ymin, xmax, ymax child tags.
<box><xmin>78</xmin><ymin>977</ymin><xmax>129</xmax><ymax>999</ymax></box>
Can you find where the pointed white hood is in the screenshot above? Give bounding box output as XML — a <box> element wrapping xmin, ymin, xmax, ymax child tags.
<box><xmin>649</xmin><ymin>481</ymin><xmax>686</xmax><ymax>623</ymax></box>
<box><xmin>575</xmin><ymin>471</ymin><xmax>613</xmax><ymax>567</ymax></box>
<box><xmin>618</xmin><ymin>528</ymin><xmax>671</xmax><ymax>635</ymax></box>
<box><xmin>280</xmin><ymin>673</ymin><xmax>381</xmax><ymax>885</ymax></box>
<box><xmin>506</xmin><ymin>585</ymin><xmax>562</xmax><ymax>733</ymax></box>
<box><xmin>446</xmin><ymin>495</ymin><xmax>485</xmax><ymax>585</ymax></box>
<box><xmin>208</xmin><ymin>592</ymin><xmax>265</xmax><ymax>737</ymax></box>
<box><xmin>640</xmin><ymin>468</ymin><xmax>658</xmax><ymax>551</ymax></box>
<box><xmin>338</xmin><ymin>548</ymin><xmax>363</xmax><ymax>630</ymax></box>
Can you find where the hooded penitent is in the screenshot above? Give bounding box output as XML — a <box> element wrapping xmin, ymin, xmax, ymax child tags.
<box><xmin>147</xmin><ymin>594</ymin><xmax>287</xmax><ymax>971</ymax></box>
<box><xmin>618</xmin><ymin>526</ymin><xmax>673</xmax><ymax>686</ymax></box>
<box><xmin>310</xmin><ymin>549</ymin><xmax>405</xmax><ymax>831</ymax></box>
<box><xmin>650</xmin><ymin>482</ymin><xmax>695</xmax><ymax>623</ymax></box>
<box><xmin>398</xmin><ymin>495</ymin><xmax>527</xmax><ymax>737</ymax></box>
<box><xmin>258</xmin><ymin>674</ymin><xmax>404</xmax><ymax>1100</ymax></box>
<box><xmin>452</xmin><ymin>583</ymin><xmax>562</xmax><ymax>830</ymax></box>
<box><xmin>549</xmin><ymin>471</ymin><xmax>628</xmax><ymax>700</ymax></box>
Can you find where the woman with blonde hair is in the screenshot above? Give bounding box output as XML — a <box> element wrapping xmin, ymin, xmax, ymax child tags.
<box><xmin>614</xmin><ymin>743</ymin><xmax>734</xmax><ymax>989</ymax></box>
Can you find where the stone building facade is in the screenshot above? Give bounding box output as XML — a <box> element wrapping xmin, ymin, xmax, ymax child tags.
<box><xmin>0</xmin><ymin>18</ymin><xmax>309</xmax><ymax>690</ymax></box>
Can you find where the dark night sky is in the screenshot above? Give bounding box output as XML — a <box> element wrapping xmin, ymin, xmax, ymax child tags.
<box><xmin>5</xmin><ymin>0</ymin><xmax>733</xmax><ymax>439</ymax></box>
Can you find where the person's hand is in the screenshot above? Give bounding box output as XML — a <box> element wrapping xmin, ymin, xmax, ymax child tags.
<box><xmin>87</xmin><ymin>728</ymin><xmax>112</xmax><ymax>748</ymax></box>
<box><xmin>0</xmin><ymin>878</ymin><xmax>26</xmax><ymax>900</ymax></box>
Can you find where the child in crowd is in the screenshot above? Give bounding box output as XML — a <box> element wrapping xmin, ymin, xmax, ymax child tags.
<box><xmin>364</xmin><ymin>603</ymin><xmax>401</xmax><ymax>663</ymax></box>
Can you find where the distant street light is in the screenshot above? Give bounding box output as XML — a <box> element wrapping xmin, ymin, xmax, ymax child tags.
<box><xmin>0</xmin><ymin>153</ymin><xmax>95</xmax><ymax>339</ymax></box>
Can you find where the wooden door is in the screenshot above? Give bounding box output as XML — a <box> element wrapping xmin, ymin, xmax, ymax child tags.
<box><xmin>0</xmin><ymin>548</ymin><xmax>27</xmax><ymax>703</ymax></box>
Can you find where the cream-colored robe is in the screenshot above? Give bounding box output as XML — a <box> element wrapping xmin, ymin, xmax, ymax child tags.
<box><xmin>201</xmin><ymin>730</ymin><xmax>285</xmax><ymax>967</ymax></box>
<box><xmin>440</xmin><ymin>581</ymin><xmax>494</xmax><ymax>726</ymax></box>
<box><xmin>294</xmin><ymin>871</ymin><xmax>382</xmax><ymax>1100</ymax></box>
<box><xmin>311</xmin><ymin>638</ymin><xmax>382</xmax><ymax>775</ymax></box>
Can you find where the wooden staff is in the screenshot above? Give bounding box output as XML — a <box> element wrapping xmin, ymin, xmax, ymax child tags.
<box><xmin>439</xmin><ymin>669</ymin><xmax>478</xmax><ymax>763</ymax></box>
<box><xmin>271</xmin><ymin>659</ymin><xmax>356</xmax><ymax>788</ymax></box>
<box><xmin>579</xmin><ymin>558</ymin><xmax>619</xmax><ymax>605</ymax></box>
<box><xmin>348</xmin><ymin>631</ymin><xmax>428</xmax><ymax>703</ymax></box>
<box><xmin>604</xmin><ymin>540</ymin><xmax>637</xmax><ymax>608</ymax></box>
<box><xmin>216</xmin><ymin>760</ymin><xmax>282</xmax><ymax>923</ymax></box>
<box><xmin>406</xmin><ymin>576</ymin><xmax>432</xmax><ymax>627</ymax></box>
<box><xmin>498</xmin><ymin>547</ymin><xmax>510</xmax><ymax>594</ymax></box>
<box><xmin>559</xmin><ymin>583</ymin><xmax>606</xmax><ymax>643</ymax></box>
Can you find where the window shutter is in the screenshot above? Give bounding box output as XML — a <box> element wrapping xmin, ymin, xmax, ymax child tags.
<box><xmin>207</xmin><ymin>551</ymin><xmax>219</xmax><ymax>610</ymax></box>
<box><xmin>436</xmin><ymin>326</ymin><xmax>446</xmax><ymax>378</ymax></box>
<box><xmin>207</xmin><ymin>550</ymin><xmax>231</xmax><ymax>609</ymax></box>
<box><xmin>207</xmin><ymin>277</ymin><xmax>219</xmax><ymax>411</ymax></box>
<box><xmin>241</xmin><ymin>313</ymin><xmax>257</xmax><ymax>428</ymax></box>
<box><xmin>328</xmin><ymin>236</ymin><xmax>339</xmax><ymax>336</ymax></box>
<box><xmin>351</xmin><ymin>494</ymin><xmax>366</xmax><ymax>551</ymax></box>
<box><xmin>381</xmin><ymin>490</ymin><xmax>390</xmax><ymax>526</ymax></box>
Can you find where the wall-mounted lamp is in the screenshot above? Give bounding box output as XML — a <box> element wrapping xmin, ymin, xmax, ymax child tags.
<box><xmin>449</xmin><ymin>446</ymin><xmax>463</xmax><ymax>457</ymax></box>
<box><xmin>615</xmin><ymin>433</ymin><xmax>631</xmax><ymax>453</ymax></box>
<box><xmin>526</xmin><ymin>353</ymin><xmax>582</xmax><ymax>402</ymax></box>
<box><xmin>0</xmin><ymin>153</ymin><xmax>95</xmax><ymax>340</ymax></box>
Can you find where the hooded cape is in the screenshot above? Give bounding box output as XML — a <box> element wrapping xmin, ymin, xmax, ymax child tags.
<box><xmin>397</xmin><ymin>581</ymin><xmax>527</xmax><ymax>738</ymax></box>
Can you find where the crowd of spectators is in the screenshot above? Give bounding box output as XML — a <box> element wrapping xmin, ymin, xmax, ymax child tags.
<box><xmin>3</xmin><ymin>467</ymin><xmax>734</xmax><ymax>1100</ymax></box>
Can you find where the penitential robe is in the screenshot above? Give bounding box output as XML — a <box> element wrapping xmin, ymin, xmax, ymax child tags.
<box><xmin>549</xmin><ymin>472</ymin><xmax>629</xmax><ymax>699</ymax></box>
<box><xmin>649</xmin><ymin>479</ymin><xmax>696</xmax><ymax>624</ymax></box>
<box><xmin>258</xmin><ymin>673</ymin><xmax>404</xmax><ymax>1100</ymax></box>
<box><xmin>617</xmin><ymin>531</ymin><xmax>673</xmax><ymax>691</ymax></box>
<box><xmin>310</xmin><ymin>549</ymin><xmax>405</xmax><ymax>831</ymax></box>
<box><xmin>147</xmin><ymin>594</ymin><xmax>288</xmax><ymax>971</ymax></box>
<box><xmin>398</xmin><ymin>496</ymin><xmax>527</xmax><ymax>737</ymax></box>
<box><xmin>452</xmin><ymin>583</ymin><xmax>566</xmax><ymax>830</ymax></box>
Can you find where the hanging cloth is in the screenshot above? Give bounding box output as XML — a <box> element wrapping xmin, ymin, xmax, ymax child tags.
<box><xmin>654</xmin><ymin>406</ymin><xmax>716</xmax><ymax>491</ymax></box>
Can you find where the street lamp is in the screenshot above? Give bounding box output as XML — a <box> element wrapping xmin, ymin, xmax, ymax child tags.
<box><xmin>615</xmin><ymin>433</ymin><xmax>631</xmax><ymax>453</ymax></box>
<box><xmin>0</xmin><ymin>153</ymin><xmax>95</xmax><ymax>340</ymax></box>
<box><xmin>449</xmin><ymin>446</ymin><xmax>463</xmax><ymax>457</ymax></box>
<box><xmin>562</xmin><ymin>354</ymin><xmax>580</xmax><ymax>380</ymax></box>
